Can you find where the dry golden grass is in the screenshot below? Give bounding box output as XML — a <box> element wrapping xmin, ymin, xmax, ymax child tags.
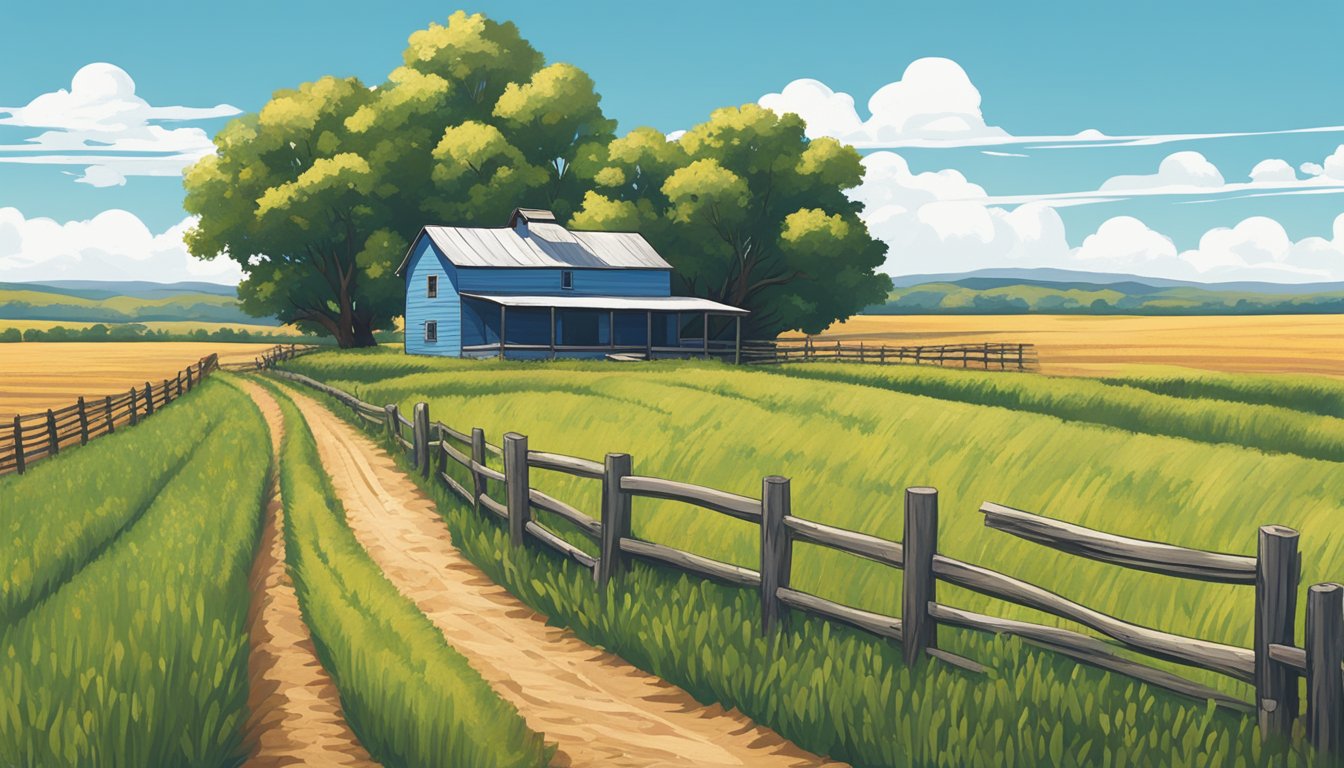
<box><xmin>0</xmin><ymin>342</ymin><xmax>280</xmax><ymax>419</ymax></box>
<box><xmin>796</xmin><ymin>314</ymin><xmax>1344</xmax><ymax>377</ymax></box>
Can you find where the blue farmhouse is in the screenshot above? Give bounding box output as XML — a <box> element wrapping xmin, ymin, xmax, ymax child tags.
<box><xmin>396</xmin><ymin>208</ymin><xmax>748</xmax><ymax>360</ymax></box>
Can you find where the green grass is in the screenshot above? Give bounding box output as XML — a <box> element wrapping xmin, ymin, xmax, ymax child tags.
<box><xmin>0</xmin><ymin>377</ymin><xmax>269</xmax><ymax>767</ymax></box>
<box><xmin>276</xmin><ymin>350</ymin><xmax>1341</xmax><ymax>766</ymax></box>
<box><xmin>260</xmin><ymin>378</ymin><xmax>551</xmax><ymax>768</ymax></box>
<box><xmin>0</xmin><ymin>387</ymin><xmax>218</xmax><ymax>624</ymax></box>
<box><xmin>1099</xmin><ymin>371</ymin><xmax>1344</xmax><ymax>419</ymax></box>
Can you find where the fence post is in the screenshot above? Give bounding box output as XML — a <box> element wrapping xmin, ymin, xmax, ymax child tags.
<box><xmin>144</xmin><ymin>382</ymin><xmax>154</xmax><ymax>415</ymax></box>
<box><xmin>761</xmin><ymin>475</ymin><xmax>792</xmax><ymax>635</ymax></box>
<box><xmin>12</xmin><ymin>415</ymin><xmax>24</xmax><ymax>474</ymax></box>
<box><xmin>45</xmin><ymin>409</ymin><xmax>58</xmax><ymax>456</ymax></box>
<box><xmin>162</xmin><ymin>379</ymin><xmax>171</xmax><ymax>404</ymax></box>
<box><xmin>471</xmin><ymin>428</ymin><xmax>486</xmax><ymax>514</ymax></box>
<box><xmin>504</xmin><ymin>433</ymin><xmax>530</xmax><ymax>547</ymax></box>
<box><xmin>413</xmin><ymin>402</ymin><xmax>430</xmax><ymax>477</ymax></box>
<box><xmin>76</xmin><ymin>397</ymin><xmax>89</xmax><ymax>445</ymax></box>
<box><xmin>176</xmin><ymin>372</ymin><xmax>183</xmax><ymax>397</ymax></box>
<box><xmin>384</xmin><ymin>404</ymin><xmax>399</xmax><ymax>444</ymax></box>
<box><xmin>104</xmin><ymin>395</ymin><xmax>114</xmax><ymax>435</ymax></box>
<box><xmin>186</xmin><ymin>366</ymin><xmax>194</xmax><ymax>391</ymax></box>
<box><xmin>598</xmin><ymin>453</ymin><xmax>633</xmax><ymax>588</ymax></box>
<box><xmin>903</xmin><ymin>487</ymin><xmax>939</xmax><ymax>665</ymax></box>
<box><xmin>1255</xmin><ymin>524</ymin><xmax>1301</xmax><ymax>740</ymax></box>
<box><xmin>1307</xmin><ymin>582</ymin><xmax>1343</xmax><ymax>757</ymax></box>
<box><xmin>129</xmin><ymin>387</ymin><xmax>139</xmax><ymax>426</ymax></box>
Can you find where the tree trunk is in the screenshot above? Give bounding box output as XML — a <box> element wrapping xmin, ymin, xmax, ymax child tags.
<box><xmin>352</xmin><ymin>311</ymin><xmax>378</xmax><ymax>347</ymax></box>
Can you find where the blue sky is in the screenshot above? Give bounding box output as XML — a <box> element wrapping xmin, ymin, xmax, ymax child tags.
<box><xmin>2</xmin><ymin>0</ymin><xmax>1343</xmax><ymax>283</ymax></box>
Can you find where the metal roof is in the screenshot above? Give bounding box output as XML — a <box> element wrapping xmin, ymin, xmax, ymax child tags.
<box><xmin>396</xmin><ymin>208</ymin><xmax>673</xmax><ymax>274</ymax></box>
<box><xmin>461</xmin><ymin>293</ymin><xmax>750</xmax><ymax>315</ymax></box>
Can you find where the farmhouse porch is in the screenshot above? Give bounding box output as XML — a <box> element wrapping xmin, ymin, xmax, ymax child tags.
<box><xmin>458</xmin><ymin>293</ymin><xmax>749</xmax><ymax>361</ymax></box>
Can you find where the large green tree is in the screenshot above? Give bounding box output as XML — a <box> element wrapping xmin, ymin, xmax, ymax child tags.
<box><xmin>184</xmin><ymin>11</ymin><xmax>613</xmax><ymax>346</ymax></box>
<box><xmin>571</xmin><ymin>106</ymin><xmax>890</xmax><ymax>337</ymax></box>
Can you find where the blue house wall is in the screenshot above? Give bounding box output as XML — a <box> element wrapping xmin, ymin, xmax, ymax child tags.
<box><xmin>456</xmin><ymin>266</ymin><xmax>669</xmax><ymax>296</ymax></box>
<box><xmin>403</xmin><ymin>232</ymin><xmax>676</xmax><ymax>358</ymax></box>
<box><xmin>403</xmin><ymin>237</ymin><xmax>461</xmax><ymax>357</ymax></box>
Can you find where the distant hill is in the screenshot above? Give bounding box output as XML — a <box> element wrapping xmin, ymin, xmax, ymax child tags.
<box><xmin>0</xmin><ymin>280</ymin><xmax>279</xmax><ymax>325</ymax></box>
<box><xmin>872</xmin><ymin>271</ymin><xmax>1344</xmax><ymax>315</ymax></box>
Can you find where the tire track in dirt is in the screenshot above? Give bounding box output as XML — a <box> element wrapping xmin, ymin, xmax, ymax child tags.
<box><xmin>233</xmin><ymin>377</ymin><xmax>377</xmax><ymax>768</ymax></box>
<box><xmin>279</xmin><ymin>382</ymin><xmax>841</xmax><ymax>768</ymax></box>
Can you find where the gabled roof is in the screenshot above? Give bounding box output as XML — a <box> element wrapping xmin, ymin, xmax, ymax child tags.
<box><xmin>396</xmin><ymin>208</ymin><xmax>672</xmax><ymax>275</ymax></box>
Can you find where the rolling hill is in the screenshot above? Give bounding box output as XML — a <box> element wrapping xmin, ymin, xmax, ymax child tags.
<box><xmin>0</xmin><ymin>280</ymin><xmax>279</xmax><ymax>325</ymax></box>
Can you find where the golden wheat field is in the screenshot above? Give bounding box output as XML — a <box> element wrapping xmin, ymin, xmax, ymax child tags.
<box><xmin>798</xmin><ymin>314</ymin><xmax>1344</xmax><ymax>377</ymax></box>
<box><xmin>0</xmin><ymin>342</ymin><xmax>280</xmax><ymax>419</ymax></box>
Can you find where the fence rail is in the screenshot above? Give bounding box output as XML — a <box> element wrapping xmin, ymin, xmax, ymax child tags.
<box><xmin>742</xmin><ymin>338</ymin><xmax>1037</xmax><ymax>371</ymax></box>
<box><xmin>218</xmin><ymin>343</ymin><xmax>321</xmax><ymax>372</ymax></box>
<box><xmin>268</xmin><ymin>368</ymin><xmax>1343</xmax><ymax>757</ymax></box>
<box><xmin>1</xmin><ymin>354</ymin><xmax>219</xmax><ymax>477</ymax></box>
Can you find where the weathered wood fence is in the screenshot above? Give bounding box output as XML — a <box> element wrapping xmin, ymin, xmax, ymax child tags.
<box><xmin>219</xmin><ymin>343</ymin><xmax>320</xmax><ymax>372</ymax></box>
<box><xmin>270</xmin><ymin>368</ymin><xmax>1342</xmax><ymax>756</ymax></box>
<box><xmin>741</xmin><ymin>338</ymin><xmax>1038</xmax><ymax>371</ymax></box>
<box><xmin>0</xmin><ymin>354</ymin><xmax>219</xmax><ymax>477</ymax></box>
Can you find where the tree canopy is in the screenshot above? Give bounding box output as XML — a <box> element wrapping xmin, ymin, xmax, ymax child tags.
<box><xmin>571</xmin><ymin>106</ymin><xmax>890</xmax><ymax>337</ymax></box>
<box><xmin>184</xmin><ymin>11</ymin><xmax>612</xmax><ymax>346</ymax></box>
<box><xmin>185</xmin><ymin>12</ymin><xmax>889</xmax><ymax>345</ymax></box>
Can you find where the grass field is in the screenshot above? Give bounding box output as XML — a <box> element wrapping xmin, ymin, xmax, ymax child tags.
<box><xmin>797</xmin><ymin>314</ymin><xmax>1344</xmax><ymax>377</ymax></box>
<box><xmin>0</xmin><ymin>342</ymin><xmax>280</xmax><ymax>418</ymax></box>
<box><xmin>259</xmin><ymin>379</ymin><xmax>551</xmax><ymax>767</ymax></box>
<box><xmin>279</xmin><ymin>350</ymin><xmax>1336</xmax><ymax>766</ymax></box>
<box><xmin>0</xmin><ymin>376</ymin><xmax>269</xmax><ymax>766</ymax></box>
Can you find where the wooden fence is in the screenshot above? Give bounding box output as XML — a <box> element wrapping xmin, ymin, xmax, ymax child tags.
<box><xmin>0</xmin><ymin>354</ymin><xmax>219</xmax><ymax>477</ymax></box>
<box><xmin>741</xmin><ymin>338</ymin><xmax>1038</xmax><ymax>371</ymax></box>
<box><xmin>269</xmin><ymin>368</ymin><xmax>1343</xmax><ymax>756</ymax></box>
<box><xmin>219</xmin><ymin>343</ymin><xmax>320</xmax><ymax>372</ymax></box>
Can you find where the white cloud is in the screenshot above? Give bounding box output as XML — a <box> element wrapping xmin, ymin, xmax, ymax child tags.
<box><xmin>1302</xmin><ymin>162</ymin><xmax>1325</xmax><ymax>177</ymax></box>
<box><xmin>1325</xmin><ymin>146</ymin><xmax>1344</xmax><ymax>180</ymax></box>
<box><xmin>0</xmin><ymin>63</ymin><xmax>240</xmax><ymax>183</ymax></box>
<box><xmin>760</xmin><ymin>58</ymin><xmax>1009</xmax><ymax>146</ymax></box>
<box><xmin>0</xmin><ymin>207</ymin><xmax>242</xmax><ymax>283</ymax></box>
<box><xmin>1249</xmin><ymin>158</ymin><xmax>1298</xmax><ymax>183</ymax></box>
<box><xmin>758</xmin><ymin>61</ymin><xmax>1344</xmax><ymax>150</ymax></box>
<box><xmin>1100</xmin><ymin>151</ymin><xmax>1225</xmax><ymax>192</ymax></box>
<box><xmin>855</xmin><ymin>152</ymin><xmax>1344</xmax><ymax>282</ymax></box>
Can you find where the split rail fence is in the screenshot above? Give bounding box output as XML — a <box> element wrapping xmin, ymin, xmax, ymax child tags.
<box><xmin>1</xmin><ymin>354</ymin><xmax>219</xmax><ymax>477</ymax></box>
<box><xmin>270</xmin><ymin>368</ymin><xmax>1342</xmax><ymax>757</ymax></box>
<box><xmin>742</xmin><ymin>338</ymin><xmax>1038</xmax><ymax>371</ymax></box>
<box><xmin>219</xmin><ymin>343</ymin><xmax>321</xmax><ymax>372</ymax></box>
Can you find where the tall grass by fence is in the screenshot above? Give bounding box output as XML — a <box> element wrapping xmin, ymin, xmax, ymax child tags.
<box><xmin>0</xmin><ymin>353</ymin><xmax>219</xmax><ymax>477</ymax></box>
<box><xmin>743</xmin><ymin>338</ymin><xmax>1037</xmax><ymax>371</ymax></box>
<box><xmin>270</xmin><ymin>369</ymin><xmax>1343</xmax><ymax>758</ymax></box>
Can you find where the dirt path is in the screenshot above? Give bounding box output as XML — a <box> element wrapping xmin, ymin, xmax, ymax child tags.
<box><xmin>233</xmin><ymin>378</ymin><xmax>377</xmax><ymax>768</ymax></box>
<box><xmin>279</xmin><ymin>383</ymin><xmax>839</xmax><ymax>768</ymax></box>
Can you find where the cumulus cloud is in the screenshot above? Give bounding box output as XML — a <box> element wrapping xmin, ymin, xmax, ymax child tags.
<box><xmin>854</xmin><ymin>151</ymin><xmax>1344</xmax><ymax>282</ymax></box>
<box><xmin>0</xmin><ymin>207</ymin><xmax>242</xmax><ymax>283</ymax></box>
<box><xmin>1099</xmin><ymin>151</ymin><xmax>1224</xmax><ymax>192</ymax></box>
<box><xmin>760</xmin><ymin>58</ymin><xmax>1009</xmax><ymax>146</ymax></box>
<box><xmin>1249</xmin><ymin>158</ymin><xmax>1297</xmax><ymax>183</ymax></box>
<box><xmin>0</xmin><ymin>63</ymin><xmax>240</xmax><ymax>184</ymax></box>
<box><xmin>1325</xmin><ymin>145</ymin><xmax>1344</xmax><ymax>180</ymax></box>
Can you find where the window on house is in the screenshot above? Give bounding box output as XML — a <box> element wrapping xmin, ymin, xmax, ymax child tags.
<box><xmin>425</xmin><ymin>320</ymin><xmax>438</xmax><ymax>343</ymax></box>
<box><xmin>561</xmin><ymin>270</ymin><xmax>574</xmax><ymax>290</ymax></box>
<box><xmin>427</xmin><ymin>274</ymin><xmax>438</xmax><ymax>298</ymax></box>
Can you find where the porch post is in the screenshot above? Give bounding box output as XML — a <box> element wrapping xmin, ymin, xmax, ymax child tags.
<box><xmin>735</xmin><ymin>315</ymin><xmax>742</xmax><ymax>365</ymax></box>
<box><xmin>646</xmin><ymin>311</ymin><xmax>653</xmax><ymax>360</ymax></box>
<box><xmin>702</xmin><ymin>312</ymin><xmax>709</xmax><ymax>359</ymax></box>
<box><xmin>549</xmin><ymin>306</ymin><xmax>557</xmax><ymax>361</ymax></box>
<box><xmin>499</xmin><ymin>305</ymin><xmax>506</xmax><ymax>360</ymax></box>
<box><xmin>609</xmin><ymin>310</ymin><xmax>616</xmax><ymax>350</ymax></box>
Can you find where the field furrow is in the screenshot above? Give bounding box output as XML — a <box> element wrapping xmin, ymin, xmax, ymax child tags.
<box><xmin>233</xmin><ymin>377</ymin><xmax>376</xmax><ymax>768</ymax></box>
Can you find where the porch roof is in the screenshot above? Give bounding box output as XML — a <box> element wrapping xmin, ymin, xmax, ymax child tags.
<box><xmin>461</xmin><ymin>293</ymin><xmax>749</xmax><ymax>315</ymax></box>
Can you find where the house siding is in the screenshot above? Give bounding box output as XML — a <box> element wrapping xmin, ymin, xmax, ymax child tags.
<box><xmin>456</xmin><ymin>267</ymin><xmax>670</xmax><ymax>297</ymax></box>
<box><xmin>403</xmin><ymin>237</ymin><xmax>461</xmax><ymax>357</ymax></box>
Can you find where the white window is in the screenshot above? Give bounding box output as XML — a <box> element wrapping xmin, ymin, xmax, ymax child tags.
<box><xmin>425</xmin><ymin>321</ymin><xmax>438</xmax><ymax>343</ymax></box>
<box><xmin>561</xmin><ymin>270</ymin><xmax>574</xmax><ymax>290</ymax></box>
<box><xmin>427</xmin><ymin>274</ymin><xmax>438</xmax><ymax>298</ymax></box>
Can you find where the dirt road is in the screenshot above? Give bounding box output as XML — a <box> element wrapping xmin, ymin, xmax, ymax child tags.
<box><xmin>232</xmin><ymin>378</ymin><xmax>376</xmax><ymax>768</ymax></box>
<box><xmin>276</xmin><ymin>382</ymin><xmax>838</xmax><ymax>768</ymax></box>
